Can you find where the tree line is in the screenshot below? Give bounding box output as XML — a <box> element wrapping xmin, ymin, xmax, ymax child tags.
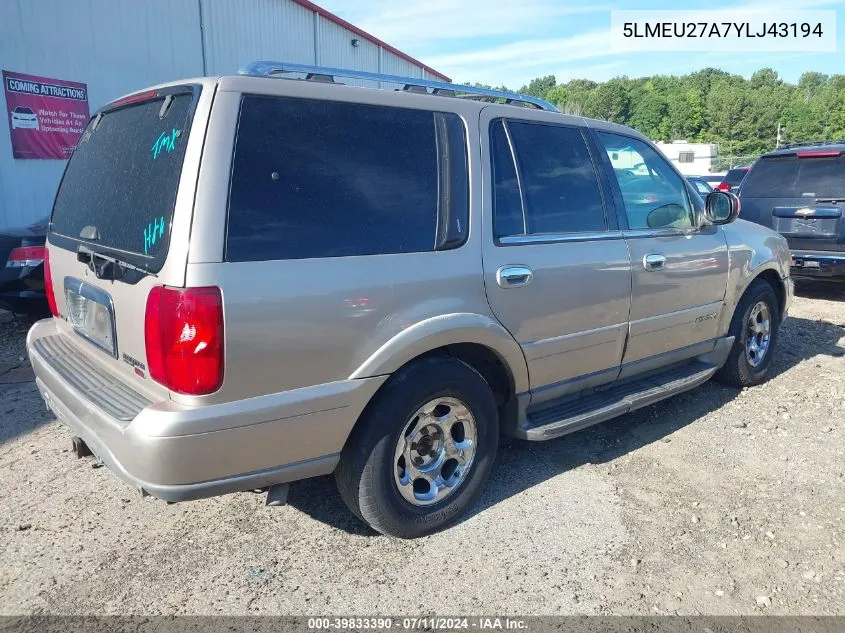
<box><xmin>475</xmin><ymin>68</ymin><xmax>845</xmax><ymax>157</ymax></box>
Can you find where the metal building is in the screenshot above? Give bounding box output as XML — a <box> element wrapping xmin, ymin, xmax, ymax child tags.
<box><xmin>0</xmin><ymin>0</ymin><xmax>448</xmax><ymax>228</ymax></box>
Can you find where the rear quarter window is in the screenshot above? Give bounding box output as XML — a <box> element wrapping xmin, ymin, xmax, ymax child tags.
<box><xmin>225</xmin><ymin>95</ymin><xmax>468</xmax><ymax>262</ymax></box>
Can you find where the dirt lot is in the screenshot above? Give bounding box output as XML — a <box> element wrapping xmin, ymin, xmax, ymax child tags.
<box><xmin>1</xmin><ymin>284</ymin><xmax>843</xmax><ymax>616</ymax></box>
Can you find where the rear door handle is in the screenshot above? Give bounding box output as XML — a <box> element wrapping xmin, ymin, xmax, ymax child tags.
<box><xmin>496</xmin><ymin>265</ymin><xmax>533</xmax><ymax>288</ymax></box>
<box><xmin>643</xmin><ymin>254</ymin><xmax>666</xmax><ymax>271</ymax></box>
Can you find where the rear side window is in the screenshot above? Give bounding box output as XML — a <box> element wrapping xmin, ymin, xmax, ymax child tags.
<box><xmin>51</xmin><ymin>90</ymin><xmax>196</xmax><ymax>272</ymax></box>
<box><xmin>491</xmin><ymin>119</ymin><xmax>606</xmax><ymax>238</ymax></box>
<box><xmin>226</xmin><ymin>96</ymin><xmax>468</xmax><ymax>261</ymax></box>
<box><xmin>742</xmin><ymin>153</ymin><xmax>845</xmax><ymax>198</ymax></box>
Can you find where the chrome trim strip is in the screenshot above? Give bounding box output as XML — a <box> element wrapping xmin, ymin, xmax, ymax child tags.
<box><xmin>498</xmin><ymin>231</ymin><xmax>624</xmax><ymax>245</ymax></box>
<box><xmin>791</xmin><ymin>252</ymin><xmax>845</xmax><ymax>262</ymax></box>
<box><xmin>623</xmin><ymin>228</ymin><xmax>699</xmax><ymax>239</ymax></box>
<box><xmin>501</xmin><ymin>120</ymin><xmax>528</xmax><ymax>235</ymax></box>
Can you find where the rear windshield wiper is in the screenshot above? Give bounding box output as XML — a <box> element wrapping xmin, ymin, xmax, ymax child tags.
<box><xmin>77</xmin><ymin>245</ymin><xmax>154</xmax><ymax>283</ymax></box>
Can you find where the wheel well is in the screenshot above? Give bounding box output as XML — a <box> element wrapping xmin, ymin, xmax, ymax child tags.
<box><xmin>437</xmin><ymin>343</ymin><xmax>515</xmax><ymax>408</ymax></box>
<box><xmin>349</xmin><ymin>343</ymin><xmax>519</xmax><ymax>446</ymax></box>
<box><xmin>755</xmin><ymin>269</ymin><xmax>786</xmax><ymax>318</ymax></box>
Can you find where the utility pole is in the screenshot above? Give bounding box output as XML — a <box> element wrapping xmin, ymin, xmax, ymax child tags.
<box><xmin>776</xmin><ymin>122</ymin><xmax>782</xmax><ymax>149</ymax></box>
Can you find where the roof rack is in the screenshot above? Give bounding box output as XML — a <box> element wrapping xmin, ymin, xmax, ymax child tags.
<box><xmin>238</xmin><ymin>61</ymin><xmax>560</xmax><ymax>112</ymax></box>
<box><xmin>779</xmin><ymin>138</ymin><xmax>845</xmax><ymax>149</ymax></box>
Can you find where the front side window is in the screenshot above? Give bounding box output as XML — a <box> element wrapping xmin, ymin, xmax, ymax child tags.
<box><xmin>597</xmin><ymin>132</ymin><xmax>694</xmax><ymax>230</ymax></box>
<box><xmin>226</xmin><ymin>96</ymin><xmax>468</xmax><ymax>262</ymax></box>
<box><xmin>491</xmin><ymin>119</ymin><xmax>606</xmax><ymax>238</ymax></box>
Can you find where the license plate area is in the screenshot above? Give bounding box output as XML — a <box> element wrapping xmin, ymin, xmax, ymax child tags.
<box><xmin>773</xmin><ymin>207</ymin><xmax>840</xmax><ymax>238</ymax></box>
<box><xmin>64</xmin><ymin>278</ymin><xmax>117</xmax><ymax>358</ymax></box>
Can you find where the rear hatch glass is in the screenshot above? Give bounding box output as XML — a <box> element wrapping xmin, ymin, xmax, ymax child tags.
<box><xmin>741</xmin><ymin>151</ymin><xmax>845</xmax><ymax>250</ymax></box>
<box><xmin>50</xmin><ymin>88</ymin><xmax>198</xmax><ymax>273</ymax></box>
<box><xmin>741</xmin><ymin>153</ymin><xmax>845</xmax><ymax>199</ymax></box>
<box><xmin>723</xmin><ymin>168</ymin><xmax>748</xmax><ymax>188</ymax></box>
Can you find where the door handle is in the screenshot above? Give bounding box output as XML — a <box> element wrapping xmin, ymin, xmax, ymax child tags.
<box><xmin>643</xmin><ymin>254</ymin><xmax>666</xmax><ymax>271</ymax></box>
<box><xmin>496</xmin><ymin>265</ymin><xmax>533</xmax><ymax>288</ymax></box>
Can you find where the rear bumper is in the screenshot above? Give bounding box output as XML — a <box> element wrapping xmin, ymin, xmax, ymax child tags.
<box><xmin>27</xmin><ymin>318</ymin><xmax>386</xmax><ymax>502</ymax></box>
<box><xmin>790</xmin><ymin>252</ymin><xmax>845</xmax><ymax>280</ymax></box>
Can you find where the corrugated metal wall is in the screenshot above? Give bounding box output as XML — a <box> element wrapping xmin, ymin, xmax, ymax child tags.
<box><xmin>200</xmin><ymin>0</ymin><xmax>315</xmax><ymax>74</ymax></box>
<box><xmin>0</xmin><ymin>0</ymin><xmax>204</xmax><ymax>228</ymax></box>
<box><xmin>0</xmin><ymin>0</ymin><xmax>443</xmax><ymax>228</ymax></box>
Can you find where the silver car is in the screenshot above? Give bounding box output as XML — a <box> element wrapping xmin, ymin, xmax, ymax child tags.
<box><xmin>27</xmin><ymin>62</ymin><xmax>793</xmax><ymax>538</ymax></box>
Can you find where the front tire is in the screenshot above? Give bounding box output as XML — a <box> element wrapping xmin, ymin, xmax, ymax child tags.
<box><xmin>715</xmin><ymin>279</ymin><xmax>780</xmax><ymax>388</ymax></box>
<box><xmin>335</xmin><ymin>356</ymin><xmax>499</xmax><ymax>538</ymax></box>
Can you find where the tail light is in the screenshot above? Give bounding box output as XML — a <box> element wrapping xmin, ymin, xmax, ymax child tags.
<box><xmin>6</xmin><ymin>245</ymin><xmax>45</xmax><ymax>268</ymax></box>
<box><xmin>144</xmin><ymin>286</ymin><xmax>224</xmax><ymax>395</ymax></box>
<box><xmin>716</xmin><ymin>182</ymin><xmax>731</xmax><ymax>191</ymax></box>
<box><xmin>43</xmin><ymin>248</ymin><xmax>59</xmax><ymax>317</ymax></box>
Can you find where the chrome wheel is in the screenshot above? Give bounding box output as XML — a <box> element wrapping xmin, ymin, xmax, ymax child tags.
<box><xmin>393</xmin><ymin>397</ymin><xmax>477</xmax><ymax>507</ymax></box>
<box><xmin>745</xmin><ymin>301</ymin><xmax>772</xmax><ymax>368</ymax></box>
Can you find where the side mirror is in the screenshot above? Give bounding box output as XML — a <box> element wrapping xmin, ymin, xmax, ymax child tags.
<box><xmin>703</xmin><ymin>190</ymin><xmax>740</xmax><ymax>225</ymax></box>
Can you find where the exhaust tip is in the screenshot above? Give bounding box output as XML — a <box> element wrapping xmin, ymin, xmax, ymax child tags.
<box><xmin>71</xmin><ymin>436</ymin><xmax>92</xmax><ymax>459</ymax></box>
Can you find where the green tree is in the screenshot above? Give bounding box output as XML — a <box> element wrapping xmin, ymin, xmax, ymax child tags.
<box><xmin>519</xmin><ymin>75</ymin><xmax>556</xmax><ymax>100</ymax></box>
<box><xmin>591</xmin><ymin>78</ymin><xmax>631</xmax><ymax>123</ymax></box>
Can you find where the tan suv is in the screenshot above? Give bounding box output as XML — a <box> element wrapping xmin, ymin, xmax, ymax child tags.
<box><xmin>28</xmin><ymin>62</ymin><xmax>793</xmax><ymax>538</ymax></box>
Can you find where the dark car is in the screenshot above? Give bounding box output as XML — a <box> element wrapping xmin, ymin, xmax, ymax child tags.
<box><xmin>687</xmin><ymin>176</ymin><xmax>714</xmax><ymax>196</ymax></box>
<box><xmin>738</xmin><ymin>143</ymin><xmax>845</xmax><ymax>280</ymax></box>
<box><xmin>716</xmin><ymin>167</ymin><xmax>749</xmax><ymax>192</ymax></box>
<box><xmin>0</xmin><ymin>216</ymin><xmax>49</xmax><ymax>316</ymax></box>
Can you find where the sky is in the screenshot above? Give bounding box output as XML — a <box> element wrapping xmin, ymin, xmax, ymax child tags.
<box><xmin>320</xmin><ymin>0</ymin><xmax>844</xmax><ymax>88</ymax></box>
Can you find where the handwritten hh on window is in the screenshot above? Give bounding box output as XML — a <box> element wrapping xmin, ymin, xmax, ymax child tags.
<box><xmin>144</xmin><ymin>216</ymin><xmax>166</xmax><ymax>255</ymax></box>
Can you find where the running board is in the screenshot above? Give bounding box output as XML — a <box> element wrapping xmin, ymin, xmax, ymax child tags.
<box><xmin>519</xmin><ymin>360</ymin><xmax>719</xmax><ymax>441</ymax></box>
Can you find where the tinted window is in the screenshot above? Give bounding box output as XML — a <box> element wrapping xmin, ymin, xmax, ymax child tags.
<box><xmin>51</xmin><ymin>91</ymin><xmax>195</xmax><ymax>272</ymax></box>
<box><xmin>226</xmin><ymin>96</ymin><xmax>467</xmax><ymax>261</ymax></box>
<box><xmin>598</xmin><ymin>132</ymin><xmax>694</xmax><ymax>230</ymax></box>
<box><xmin>724</xmin><ymin>168</ymin><xmax>748</xmax><ymax>187</ymax></box>
<box><xmin>741</xmin><ymin>154</ymin><xmax>845</xmax><ymax>198</ymax></box>
<box><xmin>493</xmin><ymin>120</ymin><xmax>605</xmax><ymax>237</ymax></box>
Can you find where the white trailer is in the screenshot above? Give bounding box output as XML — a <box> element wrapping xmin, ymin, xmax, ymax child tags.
<box><xmin>654</xmin><ymin>141</ymin><xmax>719</xmax><ymax>176</ymax></box>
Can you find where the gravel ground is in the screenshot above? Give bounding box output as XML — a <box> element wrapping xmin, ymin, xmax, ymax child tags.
<box><xmin>1</xmin><ymin>283</ymin><xmax>844</xmax><ymax>616</ymax></box>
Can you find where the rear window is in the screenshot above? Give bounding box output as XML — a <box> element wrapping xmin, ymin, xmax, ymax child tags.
<box><xmin>724</xmin><ymin>168</ymin><xmax>748</xmax><ymax>187</ymax></box>
<box><xmin>50</xmin><ymin>89</ymin><xmax>197</xmax><ymax>272</ymax></box>
<box><xmin>225</xmin><ymin>95</ymin><xmax>468</xmax><ymax>262</ymax></box>
<box><xmin>741</xmin><ymin>153</ymin><xmax>845</xmax><ymax>198</ymax></box>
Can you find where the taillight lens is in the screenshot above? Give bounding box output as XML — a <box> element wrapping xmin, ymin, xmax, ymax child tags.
<box><xmin>144</xmin><ymin>286</ymin><xmax>224</xmax><ymax>395</ymax></box>
<box><xmin>6</xmin><ymin>245</ymin><xmax>45</xmax><ymax>268</ymax></box>
<box><xmin>43</xmin><ymin>248</ymin><xmax>59</xmax><ymax>317</ymax></box>
<box><xmin>716</xmin><ymin>182</ymin><xmax>731</xmax><ymax>191</ymax></box>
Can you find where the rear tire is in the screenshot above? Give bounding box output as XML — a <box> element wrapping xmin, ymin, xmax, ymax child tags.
<box><xmin>335</xmin><ymin>356</ymin><xmax>498</xmax><ymax>538</ymax></box>
<box><xmin>715</xmin><ymin>279</ymin><xmax>780</xmax><ymax>388</ymax></box>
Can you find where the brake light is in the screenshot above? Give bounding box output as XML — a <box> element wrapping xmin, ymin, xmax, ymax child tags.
<box><xmin>6</xmin><ymin>245</ymin><xmax>45</xmax><ymax>268</ymax></box>
<box><xmin>144</xmin><ymin>286</ymin><xmax>224</xmax><ymax>395</ymax></box>
<box><xmin>716</xmin><ymin>182</ymin><xmax>731</xmax><ymax>191</ymax></box>
<box><xmin>43</xmin><ymin>248</ymin><xmax>59</xmax><ymax>317</ymax></box>
<box><xmin>110</xmin><ymin>90</ymin><xmax>158</xmax><ymax>108</ymax></box>
<box><xmin>796</xmin><ymin>150</ymin><xmax>842</xmax><ymax>158</ymax></box>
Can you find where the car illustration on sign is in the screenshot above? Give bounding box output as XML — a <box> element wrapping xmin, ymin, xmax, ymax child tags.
<box><xmin>10</xmin><ymin>106</ymin><xmax>39</xmax><ymax>130</ymax></box>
